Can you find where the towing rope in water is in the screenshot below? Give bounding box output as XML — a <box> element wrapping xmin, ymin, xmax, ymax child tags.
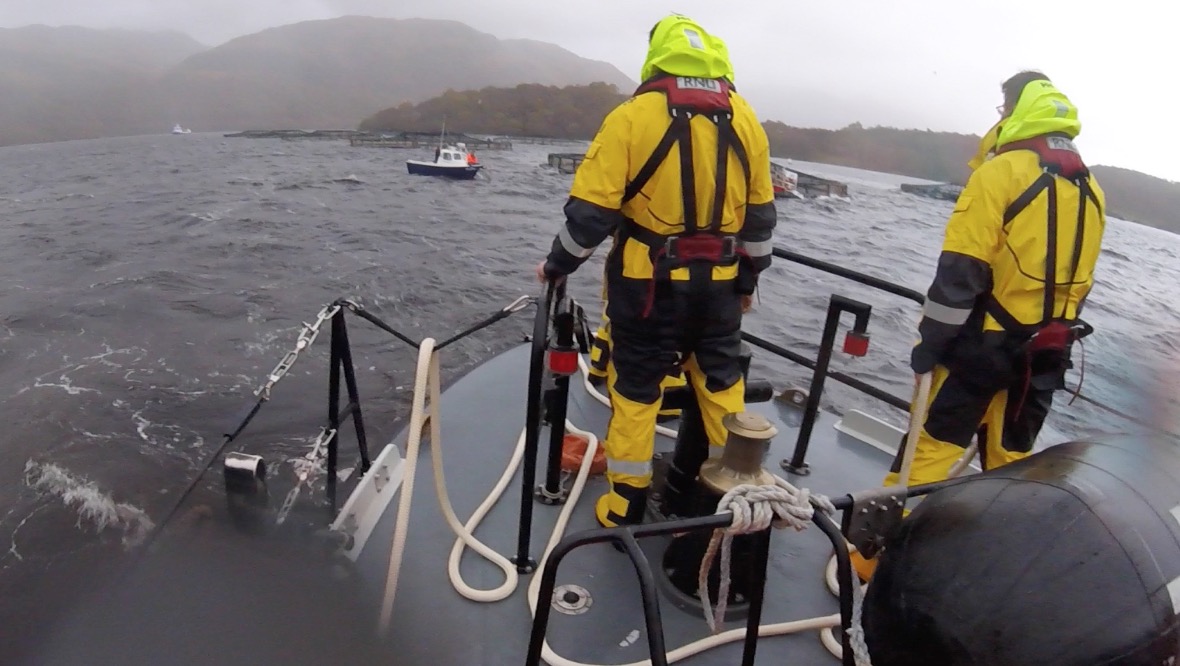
<box><xmin>377</xmin><ymin>340</ymin><xmax>881</xmax><ymax>665</ymax></box>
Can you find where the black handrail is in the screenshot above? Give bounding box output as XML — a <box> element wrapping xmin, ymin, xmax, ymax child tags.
<box><xmin>523</xmin><ymin>478</ymin><xmax>967</xmax><ymax>666</ymax></box>
<box><xmin>740</xmin><ymin>247</ymin><xmax>927</xmax><ymax>473</ymax></box>
<box><xmin>772</xmin><ymin>247</ymin><xmax>925</xmax><ymax>304</ymax></box>
<box><xmin>741</xmin><ymin>332</ymin><xmax>909</xmax><ymax>412</ymax></box>
<box><xmin>783</xmin><ymin>295</ymin><xmax>873</xmax><ymax>474</ymax></box>
<box><xmin>521</xmin><ymin>512</ymin><xmax>769</xmax><ymax>666</ymax></box>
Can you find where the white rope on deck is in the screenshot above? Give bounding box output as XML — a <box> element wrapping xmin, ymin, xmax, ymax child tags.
<box><xmin>698</xmin><ymin>477</ymin><xmax>835</xmax><ymax>633</ymax></box>
<box><xmin>378</xmin><ymin>339</ymin><xmax>891</xmax><ymax>665</ymax></box>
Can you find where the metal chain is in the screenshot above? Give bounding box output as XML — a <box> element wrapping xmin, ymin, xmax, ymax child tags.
<box><xmin>275</xmin><ymin>425</ymin><xmax>337</xmax><ymax>526</ymax></box>
<box><xmin>255</xmin><ymin>302</ymin><xmax>341</xmax><ymax>400</ymax></box>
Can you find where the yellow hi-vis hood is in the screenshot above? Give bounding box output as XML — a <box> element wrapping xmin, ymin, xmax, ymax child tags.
<box><xmin>967</xmin><ymin>80</ymin><xmax>1081</xmax><ymax>171</ymax></box>
<box><xmin>968</xmin><ymin>120</ymin><xmax>1003</xmax><ymax>172</ymax></box>
<box><xmin>640</xmin><ymin>15</ymin><xmax>731</xmax><ymax>83</ymax></box>
<box><xmin>996</xmin><ymin>79</ymin><xmax>1081</xmax><ymax>148</ymax></box>
<box><xmin>711</xmin><ymin>35</ymin><xmax>735</xmax><ymax>83</ymax></box>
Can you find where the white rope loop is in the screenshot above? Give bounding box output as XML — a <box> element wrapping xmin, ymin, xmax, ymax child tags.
<box><xmin>698</xmin><ymin>476</ymin><xmax>834</xmax><ymax>633</ymax></box>
<box><xmin>378</xmin><ymin>343</ymin><xmax>863</xmax><ymax>665</ymax></box>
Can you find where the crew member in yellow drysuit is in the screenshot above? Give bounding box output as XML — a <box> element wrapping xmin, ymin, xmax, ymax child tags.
<box><xmin>853</xmin><ymin>71</ymin><xmax>1106</xmax><ymax>579</ymax></box>
<box><xmin>536</xmin><ymin>15</ymin><xmax>776</xmax><ymax>527</ymax></box>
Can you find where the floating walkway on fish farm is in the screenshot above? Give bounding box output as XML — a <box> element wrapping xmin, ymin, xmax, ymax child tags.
<box><xmin>794</xmin><ymin>169</ymin><xmax>850</xmax><ymax>198</ymax></box>
<box><xmin>900</xmin><ymin>182</ymin><xmax>964</xmax><ymax>201</ymax></box>
<box><xmin>223</xmin><ymin>129</ymin><xmax>364</xmax><ymax>140</ymax></box>
<box><xmin>547</xmin><ymin>153</ymin><xmax>585</xmax><ymax>174</ymax></box>
<box><xmin>504</xmin><ymin>136</ymin><xmax>585</xmax><ymax>145</ymax></box>
<box><xmin>548</xmin><ymin>152</ymin><xmax>850</xmax><ymax>198</ymax></box>
<box><xmin>349</xmin><ymin>132</ymin><xmax>513</xmax><ymax>150</ymax></box>
<box><xmin>223</xmin><ymin>129</ymin><xmax>513</xmax><ymax>150</ymax></box>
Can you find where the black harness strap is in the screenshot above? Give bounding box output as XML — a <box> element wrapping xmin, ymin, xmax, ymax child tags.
<box><xmin>622</xmin><ymin>115</ymin><xmax>688</xmax><ymax>204</ymax></box>
<box><xmin>708</xmin><ymin>113</ymin><xmax>731</xmax><ymax>235</ymax></box>
<box><xmin>726</xmin><ymin>119</ymin><xmax>751</xmax><ymax>191</ymax></box>
<box><xmin>1043</xmin><ymin>177</ymin><xmax>1058</xmax><ymax>322</ymax></box>
<box><xmin>985</xmin><ymin>297</ymin><xmax>1032</xmax><ymax>335</ymax></box>
<box><xmin>677</xmin><ymin>111</ymin><xmax>699</xmax><ymax>236</ymax></box>
<box><xmin>1058</xmin><ymin>175</ymin><xmax>1091</xmax><ymax>316</ymax></box>
<box><xmin>990</xmin><ymin>170</ymin><xmax>1096</xmax><ymax>332</ymax></box>
<box><xmin>1003</xmin><ymin>172</ymin><xmax>1053</xmax><ymax>226</ymax></box>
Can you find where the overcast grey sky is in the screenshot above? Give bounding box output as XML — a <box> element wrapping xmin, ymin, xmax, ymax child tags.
<box><xmin>3</xmin><ymin>0</ymin><xmax>1175</xmax><ymax>181</ymax></box>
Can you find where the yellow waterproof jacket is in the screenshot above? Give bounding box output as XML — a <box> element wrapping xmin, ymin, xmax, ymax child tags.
<box><xmin>542</xmin><ymin>15</ymin><xmax>775</xmax><ymax>298</ymax></box>
<box><xmin>911</xmin><ymin>80</ymin><xmax>1106</xmax><ymax>373</ymax></box>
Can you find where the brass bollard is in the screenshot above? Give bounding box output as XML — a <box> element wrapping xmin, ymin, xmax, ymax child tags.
<box><xmin>698</xmin><ymin>412</ymin><xmax>778</xmax><ymax>495</ymax></box>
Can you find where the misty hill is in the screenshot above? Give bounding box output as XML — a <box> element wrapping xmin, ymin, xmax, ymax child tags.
<box><xmin>153</xmin><ymin>17</ymin><xmax>635</xmax><ymax>132</ymax></box>
<box><xmin>0</xmin><ymin>17</ymin><xmax>633</xmax><ymax>147</ymax></box>
<box><xmin>0</xmin><ymin>26</ymin><xmax>206</xmax><ymax>144</ymax></box>
<box><xmin>763</xmin><ymin>122</ymin><xmax>980</xmax><ymax>184</ymax></box>
<box><xmin>1087</xmin><ymin>166</ymin><xmax>1180</xmax><ymax>233</ymax></box>
<box><xmin>364</xmin><ymin>83</ymin><xmax>1179</xmax><ymax>234</ymax></box>
<box><xmin>360</xmin><ymin>82</ymin><xmax>628</xmax><ymax>138</ymax></box>
<box><xmin>0</xmin><ymin>25</ymin><xmax>205</xmax><ymax>72</ymax></box>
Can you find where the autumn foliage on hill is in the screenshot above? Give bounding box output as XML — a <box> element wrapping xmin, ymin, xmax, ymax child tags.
<box><xmin>360</xmin><ymin>82</ymin><xmax>630</xmax><ymax>138</ymax></box>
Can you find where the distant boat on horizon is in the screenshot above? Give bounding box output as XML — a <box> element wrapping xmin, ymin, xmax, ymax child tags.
<box><xmin>171</xmin><ymin>124</ymin><xmax>192</xmax><ymax>135</ymax></box>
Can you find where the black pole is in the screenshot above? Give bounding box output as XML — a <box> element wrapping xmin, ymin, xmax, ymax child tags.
<box><xmin>783</xmin><ymin>295</ymin><xmax>872</xmax><ymax>474</ymax></box>
<box><xmin>540</xmin><ymin>309</ymin><xmax>574</xmax><ymax>502</ymax></box>
<box><xmin>336</xmin><ymin>314</ymin><xmax>371</xmax><ymax>472</ymax></box>
<box><xmin>739</xmin><ymin>528</ymin><xmax>773</xmax><ymax>666</ymax></box>
<box><xmin>515</xmin><ymin>285</ymin><xmax>553</xmax><ymax>573</ymax></box>
<box><xmin>327</xmin><ymin>312</ymin><xmax>343</xmax><ymax>509</ymax></box>
<box><xmin>783</xmin><ymin>299</ymin><xmax>843</xmax><ymax>475</ymax></box>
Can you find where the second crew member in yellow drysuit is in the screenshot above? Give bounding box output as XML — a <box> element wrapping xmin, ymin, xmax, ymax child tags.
<box><xmin>853</xmin><ymin>71</ymin><xmax>1106</xmax><ymax>580</ymax></box>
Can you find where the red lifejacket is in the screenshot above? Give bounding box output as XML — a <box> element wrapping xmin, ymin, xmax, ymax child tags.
<box><xmin>633</xmin><ymin>75</ymin><xmax>734</xmax><ymax>117</ymax></box>
<box><xmin>996</xmin><ymin>134</ymin><xmax>1088</xmax><ymax>181</ymax></box>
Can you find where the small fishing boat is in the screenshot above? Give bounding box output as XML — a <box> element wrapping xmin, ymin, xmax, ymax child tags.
<box><xmin>406</xmin><ymin>142</ymin><xmax>481</xmax><ymax>180</ymax></box>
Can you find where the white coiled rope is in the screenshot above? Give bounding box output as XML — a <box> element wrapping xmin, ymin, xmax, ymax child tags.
<box><xmin>699</xmin><ymin>477</ymin><xmax>837</xmax><ymax>633</ymax></box>
<box><xmin>378</xmin><ymin>339</ymin><xmax>877</xmax><ymax>665</ymax></box>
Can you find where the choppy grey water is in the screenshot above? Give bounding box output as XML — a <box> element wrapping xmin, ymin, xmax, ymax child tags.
<box><xmin>0</xmin><ymin>133</ymin><xmax>1177</xmax><ymax>659</ymax></box>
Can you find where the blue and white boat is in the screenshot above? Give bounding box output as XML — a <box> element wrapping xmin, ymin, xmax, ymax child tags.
<box><xmin>407</xmin><ymin>142</ymin><xmax>481</xmax><ymax>180</ymax></box>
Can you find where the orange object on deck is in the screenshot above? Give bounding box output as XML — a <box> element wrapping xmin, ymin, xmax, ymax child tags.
<box><xmin>560</xmin><ymin>433</ymin><xmax>605</xmax><ymax>475</ymax></box>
